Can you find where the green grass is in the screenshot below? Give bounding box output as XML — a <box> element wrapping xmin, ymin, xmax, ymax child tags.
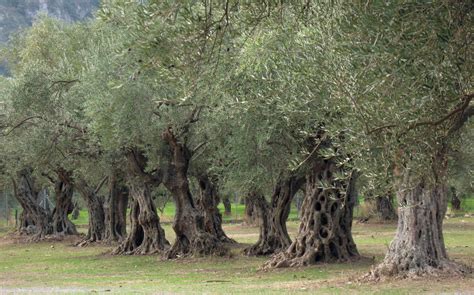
<box><xmin>0</xmin><ymin>218</ymin><xmax>473</xmax><ymax>294</ymax></box>
<box><xmin>70</xmin><ymin>202</ymin><xmax>301</xmax><ymax>227</ymax></box>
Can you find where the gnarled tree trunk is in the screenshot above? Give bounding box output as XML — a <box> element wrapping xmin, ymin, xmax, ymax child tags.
<box><xmin>76</xmin><ymin>178</ymin><xmax>106</xmax><ymax>246</ymax></box>
<box><xmin>244</xmin><ymin>176</ymin><xmax>305</xmax><ymax>256</ymax></box>
<box><xmin>264</xmin><ymin>159</ymin><xmax>359</xmax><ymax>268</ymax></box>
<box><xmin>367</xmin><ymin>159</ymin><xmax>470</xmax><ymax>279</ymax></box>
<box><xmin>104</xmin><ymin>172</ymin><xmax>128</xmax><ymax>243</ymax></box>
<box><xmin>196</xmin><ymin>174</ymin><xmax>235</xmax><ymax>243</ymax></box>
<box><xmin>13</xmin><ymin>169</ymin><xmax>52</xmax><ymax>240</ymax></box>
<box><xmin>113</xmin><ymin>150</ymin><xmax>169</xmax><ymax>255</ymax></box>
<box><xmin>52</xmin><ymin>169</ymin><xmax>77</xmax><ymax>236</ymax></box>
<box><xmin>162</xmin><ymin>128</ymin><xmax>228</xmax><ymax>258</ymax></box>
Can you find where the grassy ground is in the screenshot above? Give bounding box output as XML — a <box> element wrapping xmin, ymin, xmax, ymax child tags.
<box><xmin>0</xmin><ymin>218</ymin><xmax>473</xmax><ymax>294</ymax></box>
<box><xmin>70</xmin><ymin>202</ymin><xmax>301</xmax><ymax>227</ymax></box>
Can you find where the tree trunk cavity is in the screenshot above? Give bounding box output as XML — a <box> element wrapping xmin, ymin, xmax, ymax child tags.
<box><xmin>104</xmin><ymin>172</ymin><xmax>128</xmax><ymax>243</ymax></box>
<box><xmin>244</xmin><ymin>175</ymin><xmax>305</xmax><ymax>256</ymax></box>
<box><xmin>264</xmin><ymin>159</ymin><xmax>359</xmax><ymax>269</ymax></box>
<box><xmin>366</xmin><ymin>167</ymin><xmax>470</xmax><ymax>279</ymax></box>
<box><xmin>196</xmin><ymin>174</ymin><xmax>235</xmax><ymax>243</ymax></box>
<box><xmin>113</xmin><ymin>150</ymin><xmax>169</xmax><ymax>255</ymax></box>
<box><xmin>13</xmin><ymin>169</ymin><xmax>52</xmax><ymax>240</ymax></box>
<box><xmin>51</xmin><ymin>170</ymin><xmax>77</xmax><ymax>236</ymax></box>
<box><xmin>162</xmin><ymin>128</ymin><xmax>229</xmax><ymax>258</ymax></box>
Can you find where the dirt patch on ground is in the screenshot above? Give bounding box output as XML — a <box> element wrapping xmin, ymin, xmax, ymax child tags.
<box><xmin>0</xmin><ymin>232</ymin><xmax>83</xmax><ymax>246</ymax></box>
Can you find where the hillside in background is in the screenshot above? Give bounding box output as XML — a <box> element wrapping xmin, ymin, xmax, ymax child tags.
<box><xmin>0</xmin><ymin>0</ymin><xmax>99</xmax><ymax>74</ymax></box>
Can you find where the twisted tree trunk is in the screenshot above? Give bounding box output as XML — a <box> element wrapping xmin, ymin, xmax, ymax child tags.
<box><xmin>52</xmin><ymin>169</ymin><xmax>77</xmax><ymax>236</ymax></box>
<box><xmin>197</xmin><ymin>174</ymin><xmax>235</xmax><ymax>243</ymax></box>
<box><xmin>162</xmin><ymin>128</ymin><xmax>228</xmax><ymax>258</ymax></box>
<box><xmin>104</xmin><ymin>172</ymin><xmax>128</xmax><ymax>242</ymax></box>
<box><xmin>244</xmin><ymin>176</ymin><xmax>305</xmax><ymax>256</ymax></box>
<box><xmin>113</xmin><ymin>150</ymin><xmax>169</xmax><ymax>255</ymax></box>
<box><xmin>367</xmin><ymin>154</ymin><xmax>470</xmax><ymax>279</ymax></box>
<box><xmin>13</xmin><ymin>169</ymin><xmax>52</xmax><ymax>240</ymax></box>
<box><xmin>76</xmin><ymin>179</ymin><xmax>106</xmax><ymax>246</ymax></box>
<box><xmin>264</xmin><ymin>159</ymin><xmax>359</xmax><ymax>269</ymax></box>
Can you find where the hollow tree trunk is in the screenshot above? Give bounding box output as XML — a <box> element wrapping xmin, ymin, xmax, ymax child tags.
<box><xmin>244</xmin><ymin>176</ymin><xmax>305</xmax><ymax>256</ymax></box>
<box><xmin>113</xmin><ymin>150</ymin><xmax>169</xmax><ymax>255</ymax></box>
<box><xmin>196</xmin><ymin>174</ymin><xmax>235</xmax><ymax>243</ymax></box>
<box><xmin>104</xmin><ymin>172</ymin><xmax>129</xmax><ymax>243</ymax></box>
<box><xmin>264</xmin><ymin>159</ymin><xmax>359</xmax><ymax>269</ymax></box>
<box><xmin>13</xmin><ymin>169</ymin><xmax>52</xmax><ymax>240</ymax></box>
<box><xmin>51</xmin><ymin>170</ymin><xmax>77</xmax><ymax>236</ymax></box>
<box><xmin>375</xmin><ymin>195</ymin><xmax>397</xmax><ymax>221</ymax></box>
<box><xmin>367</xmin><ymin>164</ymin><xmax>470</xmax><ymax>279</ymax></box>
<box><xmin>76</xmin><ymin>179</ymin><xmax>106</xmax><ymax>246</ymax></box>
<box><xmin>162</xmin><ymin>128</ymin><xmax>228</xmax><ymax>258</ymax></box>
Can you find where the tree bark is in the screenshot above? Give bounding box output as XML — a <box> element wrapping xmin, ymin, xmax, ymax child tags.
<box><xmin>13</xmin><ymin>169</ymin><xmax>52</xmax><ymax>240</ymax></box>
<box><xmin>104</xmin><ymin>172</ymin><xmax>128</xmax><ymax>243</ymax></box>
<box><xmin>222</xmin><ymin>195</ymin><xmax>232</xmax><ymax>216</ymax></box>
<box><xmin>375</xmin><ymin>195</ymin><xmax>397</xmax><ymax>221</ymax></box>
<box><xmin>244</xmin><ymin>196</ymin><xmax>257</xmax><ymax>225</ymax></box>
<box><xmin>113</xmin><ymin>150</ymin><xmax>169</xmax><ymax>255</ymax></box>
<box><xmin>450</xmin><ymin>187</ymin><xmax>461</xmax><ymax>211</ymax></box>
<box><xmin>162</xmin><ymin>128</ymin><xmax>229</xmax><ymax>258</ymax></box>
<box><xmin>76</xmin><ymin>179</ymin><xmax>106</xmax><ymax>246</ymax></box>
<box><xmin>51</xmin><ymin>169</ymin><xmax>77</xmax><ymax>236</ymax></box>
<box><xmin>196</xmin><ymin>174</ymin><xmax>235</xmax><ymax>243</ymax></box>
<box><xmin>367</xmin><ymin>158</ymin><xmax>470</xmax><ymax>279</ymax></box>
<box><xmin>264</xmin><ymin>159</ymin><xmax>359</xmax><ymax>268</ymax></box>
<box><xmin>244</xmin><ymin>176</ymin><xmax>305</xmax><ymax>256</ymax></box>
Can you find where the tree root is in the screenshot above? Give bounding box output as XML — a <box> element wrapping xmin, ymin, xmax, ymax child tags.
<box><xmin>165</xmin><ymin>233</ymin><xmax>230</xmax><ymax>259</ymax></box>
<box><xmin>243</xmin><ymin>238</ymin><xmax>284</xmax><ymax>256</ymax></box>
<box><xmin>362</xmin><ymin>259</ymin><xmax>472</xmax><ymax>282</ymax></box>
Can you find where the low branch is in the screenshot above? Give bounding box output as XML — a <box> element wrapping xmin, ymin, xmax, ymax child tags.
<box><xmin>367</xmin><ymin>92</ymin><xmax>474</xmax><ymax>136</ymax></box>
<box><xmin>49</xmin><ymin>79</ymin><xmax>80</xmax><ymax>89</ymax></box>
<box><xmin>94</xmin><ymin>176</ymin><xmax>108</xmax><ymax>195</ymax></box>
<box><xmin>3</xmin><ymin>116</ymin><xmax>42</xmax><ymax>136</ymax></box>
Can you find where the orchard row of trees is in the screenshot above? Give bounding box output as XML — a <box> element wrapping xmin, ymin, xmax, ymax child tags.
<box><xmin>0</xmin><ymin>0</ymin><xmax>472</xmax><ymax>280</ymax></box>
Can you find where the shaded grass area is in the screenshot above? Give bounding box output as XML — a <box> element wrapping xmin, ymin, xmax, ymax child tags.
<box><xmin>0</xmin><ymin>218</ymin><xmax>473</xmax><ymax>294</ymax></box>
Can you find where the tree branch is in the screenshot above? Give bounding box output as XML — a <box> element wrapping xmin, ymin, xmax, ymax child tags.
<box><xmin>94</xmin><ymin>176</ymin><xmax>108</xmax><ymax>195</ymax></box>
